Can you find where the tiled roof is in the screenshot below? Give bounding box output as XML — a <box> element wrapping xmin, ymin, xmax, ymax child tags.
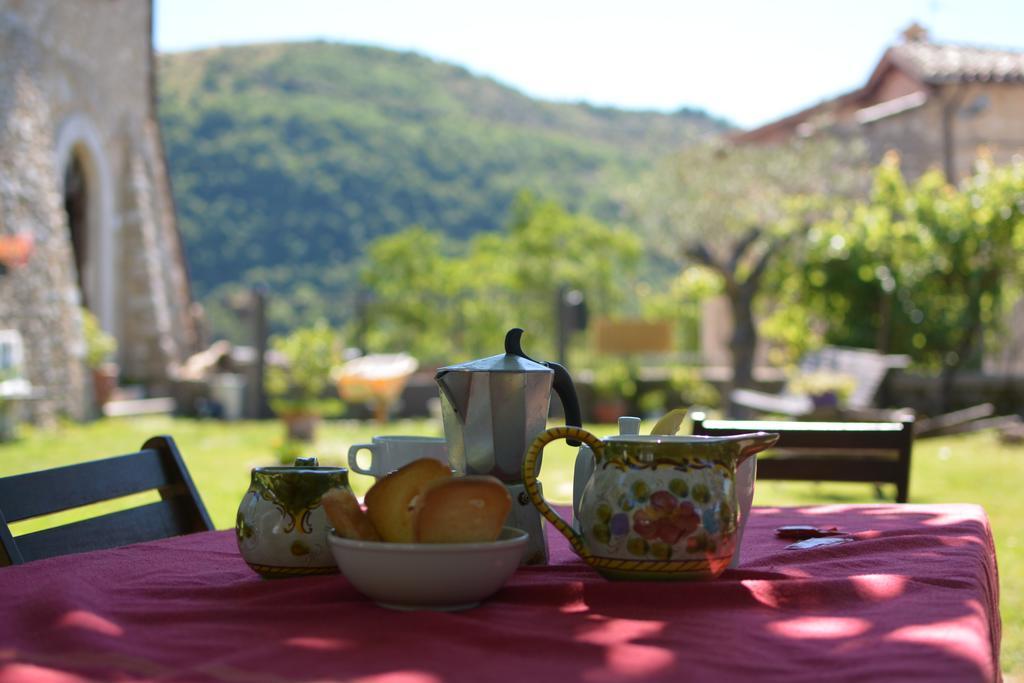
<box><xmin>889</xmin><ymin>40</ymin><xmax>1024</xmax><ymax>84</ymax></box>
<box><xmin>733</xmin><ymin>30</ymin><xmax>1024</xmax><ymax>143</ymax></box>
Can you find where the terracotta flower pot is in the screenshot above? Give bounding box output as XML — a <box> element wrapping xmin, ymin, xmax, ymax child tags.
<box><xmin>282</xmin><ymin>413</ymin><xmax>319</xmax><ymax>442</ymax></box>
<box><xmin>592</xmin><ymin>398</ymin><xmax>629</xmax><ymax>424</ymax></box>
<box><xmin>91</xmin><ymin>363</ymin><xmax>119</xmax><ymax>407</ymax></box>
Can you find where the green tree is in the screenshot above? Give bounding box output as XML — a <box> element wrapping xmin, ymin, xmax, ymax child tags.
<box><xmin>779</xmin><ymin>152</ymin><xmax>1024</xmax><ymax>409</ymax></box>
<box><xmin>635</xmin><ymin>138</ymin><xmax>866</xmax><ymax>400</ymax></box>
<box><xmin>500</xmin><ymin>193</ymin><xmax>643</xmax><ymax>358</ymax></box>
<box><xmin>359</xmin><ymin>226</ymin><xmax>461</xmax><ymax>362</ymax></box>
<box><xmin>359</xmin><ymin>195</ymin><xmax>643</xmax><ymax>363</ymax></box>
<box><xmin>637</xmin><ymin>265</ymin><xmax>724</xmax><ymax>359</ymax></box>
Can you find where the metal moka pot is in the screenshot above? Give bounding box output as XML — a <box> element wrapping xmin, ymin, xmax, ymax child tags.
<box><xmin>435</xmin><ymin>328</ymin><xmax>582</xmax><ymax>565</ymax></box>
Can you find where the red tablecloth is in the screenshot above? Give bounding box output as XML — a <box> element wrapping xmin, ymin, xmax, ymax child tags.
<box><xmin>0</xmin><ymin>504</ymin><xmax>1001</xmax><ymax>683</ymax></box>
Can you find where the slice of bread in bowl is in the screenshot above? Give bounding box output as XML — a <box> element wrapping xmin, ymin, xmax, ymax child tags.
<box><xmin>412</xmin><ymin>475</ymin><xmax>511</xmax><ymax>543</ymax></box>
<box><xmin>322</xmin><ymin>487</ymin><xmax>380</xmax><ymax>541</ymax></box>
<box><xmin>364</xmin><ymin>458</ymin><xmax>452</xmax><ymax>542</ymax></box>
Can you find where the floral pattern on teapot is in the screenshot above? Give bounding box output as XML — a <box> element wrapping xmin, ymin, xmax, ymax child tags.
<box><xmin>581</xmin><ymin>454</ymin><xmax>738</xmax><ymax>564</ymax></box>
<box><xmin>523</xmin><ymin>426</ymin><xmax>778</xmax><ymax>581</ymax></box>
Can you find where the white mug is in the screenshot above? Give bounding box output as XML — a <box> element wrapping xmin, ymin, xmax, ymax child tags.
<box><xmin>347</xmin><ymin>436</ymin><xmax>449</xmax><ymax>479</ymax></box>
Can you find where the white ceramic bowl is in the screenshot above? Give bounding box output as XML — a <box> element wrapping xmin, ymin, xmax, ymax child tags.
<box><xmin>327</xmin><ymin>527</ymin><xmax>527</xmax><ymax>611</ymax></box>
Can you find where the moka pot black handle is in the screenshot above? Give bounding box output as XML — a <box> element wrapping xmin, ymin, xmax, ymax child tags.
<box><xmin>504</xmin><ymin>328</ymin><xmax>582</xmax><ymax>446</ymax></box>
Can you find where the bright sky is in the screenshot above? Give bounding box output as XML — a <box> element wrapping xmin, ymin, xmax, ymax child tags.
<box><xmin>155</xmin><ymin>0</ymin><xmax>1024</xmax><ymax>129</ymax></box>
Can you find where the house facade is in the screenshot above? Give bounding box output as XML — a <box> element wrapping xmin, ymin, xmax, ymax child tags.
<box><xmin>725</xmin><ymin>24</ymin><xmax>1024</xmax><ymax>376</ymax></box>
<box><xmin>734</xmin><ymin>24</ymin><xmax>1024</xmax><ymax>181</ymax></box>
<box><xmin>0</xmin><ymin>0</ymin><xmax>199</xmax><ymax>422</ymax></box>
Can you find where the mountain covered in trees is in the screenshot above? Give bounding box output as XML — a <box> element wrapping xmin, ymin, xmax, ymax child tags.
<box><xmin>156</xmin><ymin>41</ymin><xmax>732</xmax><ymax>331</ymax></box>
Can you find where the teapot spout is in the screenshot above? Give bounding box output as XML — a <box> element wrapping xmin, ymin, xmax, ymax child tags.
<box><xmin>707</xmin><ymin>431</ymin><xmax>779</xmax><ymax>464</ymax></box>
<box><xmin>733</xmin><ymin>431</ymin><xmax>779</xmax><ymax>464</ymax></box>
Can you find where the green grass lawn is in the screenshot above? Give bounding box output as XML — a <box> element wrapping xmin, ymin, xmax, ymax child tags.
<box><xmin>1</xmin><ymin>416</ymin><xmax>1021</xmax><ymax>677</ymax></box>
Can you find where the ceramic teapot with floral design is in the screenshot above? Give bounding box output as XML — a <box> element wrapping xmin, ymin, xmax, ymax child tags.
<box><xmin>522</xmin><ymin>426</ymin><xmax>778</xmax><ymax>580</ymax></box>
<box><xmin>236</xmin><ymin>457</ymin><xmax>350</xmax><ymax>578</ymax></box>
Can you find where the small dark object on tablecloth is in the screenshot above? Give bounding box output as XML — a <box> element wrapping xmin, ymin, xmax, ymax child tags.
<box><xmin>775</xmin><ymin>525</ymin><xmax>847</xmax><ymax>539</ymax></box>
<box><xmin>776</xmin><ymin>525</ymin><xmax>853</xmax><ymax>550</ymax></box>
<box><xmin>785</xmin><ymin>536</ymin><xmax>856</xmax><ymax>550</ymax></box>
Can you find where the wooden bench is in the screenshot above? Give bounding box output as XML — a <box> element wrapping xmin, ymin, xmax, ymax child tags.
<box><xmin>691</xmin><ymin>411</ymin><xmax>915</xmax><ymax>503</ymax></box>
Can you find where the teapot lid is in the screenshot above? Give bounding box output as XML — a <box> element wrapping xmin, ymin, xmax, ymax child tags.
<box><xmin>435</xmin><ymin>329</ymin><xmax>552</xmax><ymax>375</ymax></box>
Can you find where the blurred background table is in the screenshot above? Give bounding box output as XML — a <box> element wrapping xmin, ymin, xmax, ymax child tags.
<box><xmin>336</xmin><ymin>353</ymin><xmax>419</xmax><ymax>423</ymax></box>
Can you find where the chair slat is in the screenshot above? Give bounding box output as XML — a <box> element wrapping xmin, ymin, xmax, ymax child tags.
<box><xmin>757</xmin><ymin>458</ymin><xmax>901</xmax><ymax>483</ymax></box>
<box><xmin>15</xmin><ymin>499</ymin><xmax>200</xmax><ymax>563</ymax></box>
<box><xmin>0</xmin><ymin>449</ymin><xmax>176</xmax><ymax>522</ymax></box>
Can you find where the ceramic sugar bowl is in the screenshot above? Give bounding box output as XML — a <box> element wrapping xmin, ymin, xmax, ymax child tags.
<box><xmin>523</xmin><ymin>426</ymin><xmax>777</xmax><ymax>580</ymax></box>
<box><xmin>236</xmin><ymin>457</ymin><xmax>351</xmax><ymax>578</ymax></box>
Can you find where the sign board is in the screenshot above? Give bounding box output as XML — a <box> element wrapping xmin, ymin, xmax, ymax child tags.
<box><xmin>593</xmin><ymin>318</ymin><xmax>674</xmax><ymax>355</ymax></box>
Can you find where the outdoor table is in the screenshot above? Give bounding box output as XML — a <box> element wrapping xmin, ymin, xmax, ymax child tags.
<box><xmin>0</xmin><ymin>504</ymin><xmax>1000</xmax><ymax>682</ymax></box>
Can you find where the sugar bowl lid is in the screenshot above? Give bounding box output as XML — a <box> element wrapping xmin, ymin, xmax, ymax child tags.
<box><xmin>254</xmin><ymin>456</ymin><xmax>347</xmax><ymax>475</ymax></box>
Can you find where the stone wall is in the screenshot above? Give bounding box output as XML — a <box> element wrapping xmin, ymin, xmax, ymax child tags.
<box><xmin>0</xmin><ymin>72</ymin><xmax>88</xmax><ymax>421</ymax></box>
<box><xmin>0</xmin><ymin>0</ymin><xmax>197</xmax><ymax>419</ymax></box>
<box><xmin>863</xmin><ymin>81</ymin><xmax>1024</xmax><ymax>181</ymax></box>
<box><xmin>862</xmin><ymin>98</ymin><xmax>943</xmax><ymax>180</ymax></box>
<box><xmin>950</xmin><ymin>82</ymin><xmax>1024</xmax><ymax>176</ymax></box>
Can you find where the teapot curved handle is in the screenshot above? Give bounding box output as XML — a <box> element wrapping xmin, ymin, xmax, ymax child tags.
<box><xmin>522</xmin><ymin>426</ymin><xmax>604</xmax><ymax>560</ymax></box>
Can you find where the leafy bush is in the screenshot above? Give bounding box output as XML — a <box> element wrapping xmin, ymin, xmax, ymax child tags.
<box><xmin>591</xmin><ymin>359</ymin><xmax>637</xmax><ymax>402</ymax></box>
<box><xmin>264</xmin><ymin>320</ymin><xmax>344</xmax><ymax>417</ymax></box>
<box><xmin>81</xmin><ymin>308</ymin><xmax>117</xmax><ymax>369</ymax></box>
<box><xmin>669</xmin><ymin>366</ymin><xmax>720</xmax><ymax>409</ymax></box>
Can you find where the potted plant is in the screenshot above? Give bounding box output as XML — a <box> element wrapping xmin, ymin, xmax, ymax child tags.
<box><xmin>589</xmin><ymin>359</ymin><xmax>637</xmax><ymax>424</ymax></box>
<box><xmin>81</xmin><ymin>308</ymin><xmax>118</xmax><ymax>409</ymax></box>
<box><xmin>789</xmin><ymin>370</ymin><xmax>857</xmax><ymax>410</ymax></box>
<box><xmin>264</xmin><ymin>320</ymin><xmax>343</xmax><ymax>442</ymax></box>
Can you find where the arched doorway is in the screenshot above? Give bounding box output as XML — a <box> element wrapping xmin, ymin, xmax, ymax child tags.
<box><xmin>63</xmin><ymin>151</ymin><xmax>89</xmax><ymax>305</ymax></box>
<box><xmin>54</xmin><ymin>113</ymin><xmax>116</xmax><ymax>334</ymax></box>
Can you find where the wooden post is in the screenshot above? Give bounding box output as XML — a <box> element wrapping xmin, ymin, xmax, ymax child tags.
<box><xmin>252</xmin><ymin>287</ymin><xmax>271</xmax><ymax>419</ymax></box>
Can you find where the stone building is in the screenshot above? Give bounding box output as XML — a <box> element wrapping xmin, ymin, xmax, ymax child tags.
<box><xmin>734</xmin><ymin>24</ymin><xmax>1024</xmax><ymax>181</ymax></box>
<box><xmin>0</xmin><ymin>0</ymin><xmax>198</xmax><ymax>422</ymax></box>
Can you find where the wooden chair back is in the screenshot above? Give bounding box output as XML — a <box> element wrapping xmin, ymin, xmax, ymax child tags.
<box><xmin>691</xmin><ymin>411</ymin><xmax>915</xmax><ymax>502</ymax></box>
<box><xmin>0</xmin><ymin>436</ymin><xmax>212</xmax><ymax>565</ymax></box>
